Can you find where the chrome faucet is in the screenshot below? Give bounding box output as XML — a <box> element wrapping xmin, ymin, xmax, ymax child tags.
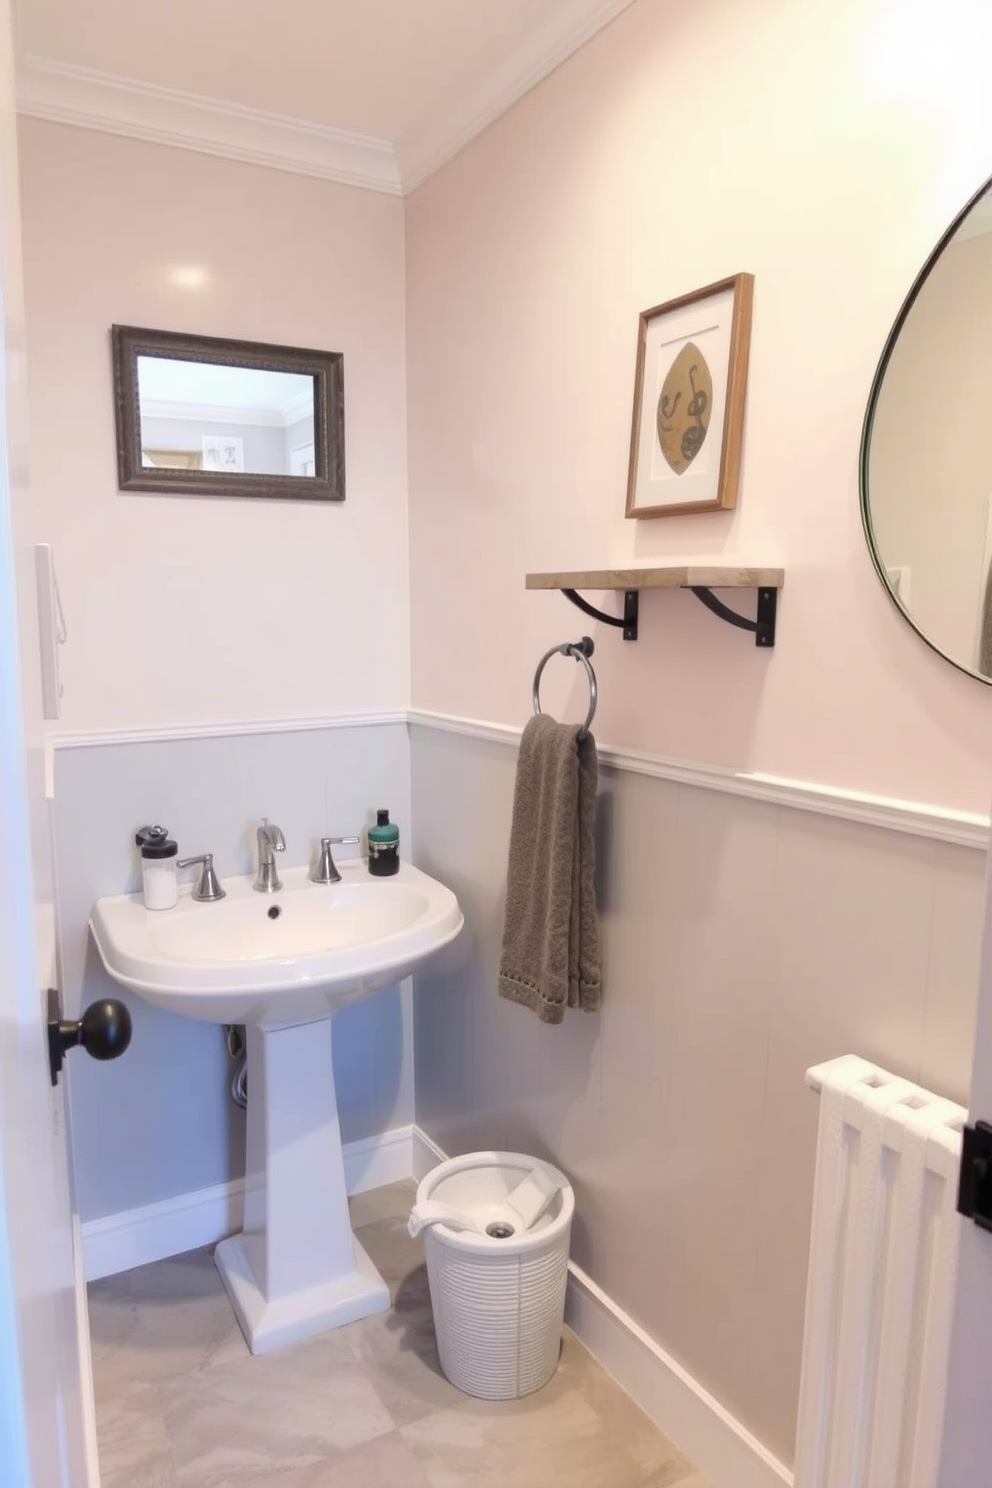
<box><xmin>310</xmin><ymin>835</ymin><xmax>361</xmax><ymax>885</ymax></box>
<box><xmin>254</xmin><ymin>818</ymin><xmax>285</xmax><ymax>894</ymax></box>
<box><xmin>177</xmin><ymin>852</ymin><xmax>226</xmax><ymax>902</ymax></box>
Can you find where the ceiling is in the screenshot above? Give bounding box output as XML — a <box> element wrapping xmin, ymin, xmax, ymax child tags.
<box><xmin>13</xmin><ymin>0</ymin><xmax>636</xmax><ymax>193</ymax></box>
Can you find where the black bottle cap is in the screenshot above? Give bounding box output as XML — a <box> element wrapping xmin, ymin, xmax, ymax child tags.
<box><xmin>135</xmin><ymin>825</ymin><xmax>178</xmax><ymax>859</ymax></box>
<box><xmin>376</xmin><ymin>809</ymin><xmax>390</xmax><ymax>825</ymax></box>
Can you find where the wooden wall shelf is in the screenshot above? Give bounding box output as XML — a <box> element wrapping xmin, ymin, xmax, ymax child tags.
<box><xmin>525</xmin><ymin>566</ymin><xmax>785</xmax><ymax>645</ymax></box>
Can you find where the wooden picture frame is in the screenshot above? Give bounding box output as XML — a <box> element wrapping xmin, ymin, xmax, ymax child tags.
<box><xmin>625</xmin><ymin>273</ymin><xmax>753</xmax><ymax>519</ymax></box>
<box><xmin>111</xmin><ymin>325</ymin><xmax>345</xmax><ymax>502</ymax></box>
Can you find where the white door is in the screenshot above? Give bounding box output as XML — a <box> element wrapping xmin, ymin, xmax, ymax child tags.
<box><xmin>0</xmin><ymin>0</ymin><xmax>98</xmax><ymax>1481</ymax></box>
<box><xmin>938</xmin><ymin>851</ymin><xmax>992</xmax><ymax>1485</ymax></box>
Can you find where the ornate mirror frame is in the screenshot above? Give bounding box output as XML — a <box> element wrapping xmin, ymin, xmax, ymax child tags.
<box><xmin>111</xmin><ymin>325</ymin><xmax>345</xmax><ymax>502</ymax></box>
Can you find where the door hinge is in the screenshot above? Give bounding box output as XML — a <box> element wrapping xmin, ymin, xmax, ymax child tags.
<box><xmin>957</xmin><ymin>1120</ymin><xmax>992</xmax><ymax>1231</ymax></box>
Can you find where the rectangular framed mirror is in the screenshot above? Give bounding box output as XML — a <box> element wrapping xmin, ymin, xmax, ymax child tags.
<box><xmin>111</xmin><ymin>325</ymin><xmax>345</xmax><ymax>501</ymax></box>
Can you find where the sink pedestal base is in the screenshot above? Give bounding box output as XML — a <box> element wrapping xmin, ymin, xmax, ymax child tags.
<box><xmin>215</xmin><ymin>1016</ymin><xmax>390</xmax><ymax>1355</ymax></box>
<box><xmin>215</xmin><ymin>1231</ymin><xmax>388</xmax><ymax>1355</ymax></box>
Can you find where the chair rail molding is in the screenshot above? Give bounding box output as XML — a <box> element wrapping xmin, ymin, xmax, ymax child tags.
<box><xmin>45</xmin><ymin>708</ymin><xmax>985</xmax><ymax>849</ymax></box>
<box><xmin>407</xmin><ymin>710</ymin><xmax>988</xmax><ymax>850</ymax></box>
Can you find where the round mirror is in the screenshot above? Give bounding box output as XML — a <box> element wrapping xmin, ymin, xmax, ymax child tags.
<box><xmin>862</xmin><ymin>174</ymin><xmax>992</xmax><ymax>683</ymax></box>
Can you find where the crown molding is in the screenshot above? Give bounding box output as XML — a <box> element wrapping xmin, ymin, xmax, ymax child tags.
<box><xmin>279</xmin><ymin>388</ymin><xmax>315</xmax><ymax>425</ymax></box>
<box><xmin>140</xmin><ymin>390</ymin><xmax>314</xmax><ymax>429</ymax></box>
<box><xmin>16</xmin><ymin>3</ymin><xmax>636</xmax><ymax>195</ymax></box>
<box><xmin>140</xmin><ymin>398</ymin><xmax>283</xmax><ymax>428</ymax></box>
<box><xmin>396</xmin><ymin>0</ymin><xmax>637</xmax><ymax>191</ymax></box>
<box><xmin>15</xmin><ymin>56</ymin><xmax>403</xmax><ymax>195</ymax></box>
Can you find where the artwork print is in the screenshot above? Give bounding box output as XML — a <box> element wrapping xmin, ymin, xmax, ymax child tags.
<box><xmin>626</xmin><ymin>274</ymin><xmax>753</xmax><ymax>519</ymax></box>
<box><xmin>657</xmin><ymin>342</ymin><xmax>713</xmax><ymax>474</ymax></box>
<box><xmin>202</xmin><ymin>434</ymin><xmax>245</xmax><ymax>473</ymax></box>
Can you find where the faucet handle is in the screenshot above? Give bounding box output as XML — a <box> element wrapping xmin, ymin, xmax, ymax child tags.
<box><xmin>177</xmin><ymin>852</ymin><xmax>226</xmax><ymax>902</ymax></box>
<box><xmin>310</xmin><ymin>835</ymin><xmax>360</xmax><ymax>885</ymax></box>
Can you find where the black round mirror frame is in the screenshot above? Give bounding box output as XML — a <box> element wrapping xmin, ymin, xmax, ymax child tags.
<box><xmin>860</xmin><ymin>170</ymin><xmax>992</xmax><ymax>687</ymax></box>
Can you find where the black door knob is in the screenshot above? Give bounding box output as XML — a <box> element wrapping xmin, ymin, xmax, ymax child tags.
<box><xmin>47</xmin><ymin>989</ymin><xmax>132</xmax><ymax>1085</ymax></box>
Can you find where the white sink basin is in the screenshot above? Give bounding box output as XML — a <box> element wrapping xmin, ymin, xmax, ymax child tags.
<box><xmin>89</xmin><ymin>856</ymin><xmax>463</xmax><ymax>1357</ymax></box>
<box><xmin>90</xmin><ymin>860</ymin><xmax>463</xmax><ymax>1027</ymax></box>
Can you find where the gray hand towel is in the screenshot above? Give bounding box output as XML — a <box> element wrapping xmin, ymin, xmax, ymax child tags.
<box><xmin>498</xmin><ymin>713</ymin><xmax>601</xmax><ymax>1024</ymax></box>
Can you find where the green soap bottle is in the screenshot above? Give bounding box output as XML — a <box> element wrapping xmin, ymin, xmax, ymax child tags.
<box><xmin>368</xmin><ymin>808</ymin><xmax>399</xmax><ymax>876</ymax></box>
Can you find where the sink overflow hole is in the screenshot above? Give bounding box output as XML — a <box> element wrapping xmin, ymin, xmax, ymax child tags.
<box><xmin>267</xmin><ymin>905</ymin><xmax>281</xmax><ymax>920</ymax></box>
<box><xmin>486</xmin><ymin>1221</ymin><xmax>515</xmax><ymax>1240</ymax></box>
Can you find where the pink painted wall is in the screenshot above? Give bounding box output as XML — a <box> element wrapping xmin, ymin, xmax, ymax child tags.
<box><xmin>406</xmin><ymin>0</ymin><xmax>992</xmax><ymax>812</ymax></box>
<box><xmin>19</xmin><ymin>120</ymin><xmax>409</xmax><ymax>734</ymax></box>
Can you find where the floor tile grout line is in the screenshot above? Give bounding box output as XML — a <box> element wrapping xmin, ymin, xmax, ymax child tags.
<box><xmin>90</xmin><ymin>1191</ymin><xmax>711</xmax><ymax>1488</ymax></box>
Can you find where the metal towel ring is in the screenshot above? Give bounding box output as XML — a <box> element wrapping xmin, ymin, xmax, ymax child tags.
<box><xmin>532</xmin><ymin>636</ymin><xmax>597</xmax><ymax>741</ymax></box>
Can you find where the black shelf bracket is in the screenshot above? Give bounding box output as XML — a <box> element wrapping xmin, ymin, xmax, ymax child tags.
<box><xmin>561</xmin><ymin>587</ymin><xmax>639</xmax><ymax>641</ymax></box>
<box><xmin>687</xmin><ymin>585</ymin><xmax>778</xmax><ymax>648</ymax></box>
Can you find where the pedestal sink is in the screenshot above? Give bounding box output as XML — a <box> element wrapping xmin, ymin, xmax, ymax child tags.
<box><xmin>90</xmin><ymin>860</ymin><xmax>462</xmax><ymax>1354</ymax></box>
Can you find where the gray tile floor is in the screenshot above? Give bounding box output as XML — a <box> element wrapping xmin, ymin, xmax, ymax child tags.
<box><xmin>88</xmin><ymin>1182</ymin><xmax>712</xmax><ymax>1488</ymax></box>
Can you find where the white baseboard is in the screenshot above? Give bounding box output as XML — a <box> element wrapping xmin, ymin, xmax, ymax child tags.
<box><xmin>81</xmin><ymin>1124</ymin><xmax>415</xmax><ymax>1282</ymax></box>
<box><xmin>344</xmin><ymin>1125</ymin><xmax>417</xmax><ymax>1195</ymax></box>
<box><xmin>566</xmin><ymin>1263</ymin><xmax>792</xmax><ymax>1488</ymax></box>
<box><xmin>83</xmin><ymin>1123</ymin><xmax>794</xmax><ymax>1488</ymax></box>
<box><xmin>410</xmin><ymin>1126</ymin><xmax>792</xmax><ymax>1488</ymax></box>
<box><xmin>411</xmin><ymin>1123</ymin><xmax>447</xmax><ymax>1183</ymax></box>
<box><xmin>82</xmin><ymin>1177</ymin><xmax>247</xmax><ymax>1283</ymax></box>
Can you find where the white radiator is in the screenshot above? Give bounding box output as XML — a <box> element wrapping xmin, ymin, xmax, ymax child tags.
<box><xmin>795</xmin><ymin>1055</ymin><xmax>966</xmax><ymax>1488</ymax></box>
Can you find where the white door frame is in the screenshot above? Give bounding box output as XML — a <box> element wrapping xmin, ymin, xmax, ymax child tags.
<box><xmin>0</xmin><ymin>0</ymin><xmax>96</xmax><ymax>1479</ymax></box>
<box><xmin>937</xmin><ymin>848</ymin><xmax>992</xmax><ymax>1485</ymax></box>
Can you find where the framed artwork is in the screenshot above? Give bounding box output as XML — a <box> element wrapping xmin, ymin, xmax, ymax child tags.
<box><xmin>625</xmin><ymin>273</ymin><xmax>753</xmax><ymax>519</ymax></box>
<box><xmin>201</xmin><ymin>434</ymin><xmax>245</xmax><ymax>473</ymax></box>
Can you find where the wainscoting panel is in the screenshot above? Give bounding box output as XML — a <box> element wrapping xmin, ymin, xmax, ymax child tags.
<box><xmin>409</xmin><ymin>722</ymin><xmax>985</xmax><ymax>1469</ymax></box>
<box><xmin>54</xmin><ymin>721</ymin><xmax>412</xmax><ymax>1226</ymax></box>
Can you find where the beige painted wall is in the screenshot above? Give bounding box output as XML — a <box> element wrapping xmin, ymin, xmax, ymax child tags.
<box><xmin>406</xmin><ymin>0</ymin><xmax>992</xmax><ymax>813</ymax></box>
<box><xmin>19</xmin><ymin>119</ymin><xmax>409</xmax><ymax>733</ymax></box>
<box><xmin>869</xmin><ymin>230</ymin><xmax>992</xmax><ymax>675</ymax></box>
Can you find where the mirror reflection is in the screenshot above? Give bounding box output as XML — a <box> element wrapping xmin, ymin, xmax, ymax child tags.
<box><xmin>864</xmin><ymin>177</ymin><xmax>992</xmax><ymax>681</ymax></box>
<box><xmin>112</xmin><ymin>326</ymin><xmax>344</xmax><ymax>502</ymax></box>
<box><xmin>137</xmin><ymin>357</ymin><xmax>316</xmax><ymax>477</ymax></box>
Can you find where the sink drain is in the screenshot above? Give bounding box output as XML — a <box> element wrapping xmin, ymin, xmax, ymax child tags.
<box><xmin>485</xmin><ymin>1221</ymin><xmax>515</xmax><ymax>1239</ymax></box>
<box><xmin>267</xmin><ymin>905</ymin><xmax>281</xmax><ymax>920</ymax></box>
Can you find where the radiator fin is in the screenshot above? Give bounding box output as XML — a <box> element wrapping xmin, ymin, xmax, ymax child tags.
<box><xmin>796</xmin><ymin>1056</ymin><xmax>964</xmax><ymax>1488</ymax></box>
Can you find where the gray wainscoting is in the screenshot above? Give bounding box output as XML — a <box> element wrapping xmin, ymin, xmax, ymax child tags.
<box><xmin>409</xmin><ymin>722</ymin><xmax>985</xmax><ymax>1467</ymax></box>
<box><xmin>54</xmin><ymin>722</ymin><xmax>412</xmax><ymax>1224</ymax></box>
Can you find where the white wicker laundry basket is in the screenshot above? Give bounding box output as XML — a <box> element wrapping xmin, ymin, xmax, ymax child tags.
<box><xmin>416</xmin><ymin>1151</ymin><xmax>574</xmax><ymax>1400</ymax></box>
